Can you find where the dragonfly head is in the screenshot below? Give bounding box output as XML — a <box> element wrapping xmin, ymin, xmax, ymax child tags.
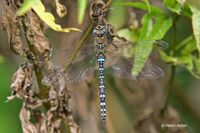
<box><xmin>93</xmin><ymin>25</ymin><xmax>108</xmax><ymax>37</ymax></box>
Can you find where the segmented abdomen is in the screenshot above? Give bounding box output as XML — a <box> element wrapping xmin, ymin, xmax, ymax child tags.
<box><xmin>97</xmin><ymin>53</ymin><xmax>106</xmax><ymax>126</ymax></box>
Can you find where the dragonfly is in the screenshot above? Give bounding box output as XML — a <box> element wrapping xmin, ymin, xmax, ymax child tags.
<box><xmin>50</xmin><ymin>25</ymin><xmax>168</xmax><ymax>126</ymax></box>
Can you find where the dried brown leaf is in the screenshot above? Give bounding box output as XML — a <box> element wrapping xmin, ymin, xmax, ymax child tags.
<box><xmin>1</xmin><ymin>4</ymin><xmax>25</xmax><ymax>56</ymax></box>
<box><xmin>24</xmin><ymin>11</ymin><xmax>51</xmax><ymax>59</ymax></box>
<box><xmin>8</xmin><ymin>61</ymin><xmax>33</xmax><ymax>101</ymax></box>
<box><xmin>32</xmin><ymin>110</ymin><xmax>48</xmax><ymax>133</ymax></box>
<box><xmin>55</xmin><ymin>0</ymin><xmax>67</xmax><ymax>18</ymax></box>
<box><xmin>43</xmin><ymin>69</ymin><xmax>80</xmax><ymax>133</ymax></box>
<box><xmin>20</xmin><ymin>105</ymin><xmax>38</xmax><ymax>133</ymax></box>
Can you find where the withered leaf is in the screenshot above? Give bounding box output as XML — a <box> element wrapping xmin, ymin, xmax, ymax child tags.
<box><xmin>1</xmin><ymin>4</ymin><xmax>25</xmax><ymax>56</ymax></box>
<box><xmin>55</xmin><ymin>0</ymin><xmax>67</xmax><ymax>18</ymax></box>
<box><xmin>24</xmin><ymin>11</ymin><xmax>51</xmax><ymax>60</ymax></box>
<box><xmin>8</xmin><ymin>61</ymin><xmax>33</xmax><ymax>101</ymax></box>
<box><xmin>20</xmin><ymin>105</ymin><xmax>38</xmax><ymax>133</ymax></box>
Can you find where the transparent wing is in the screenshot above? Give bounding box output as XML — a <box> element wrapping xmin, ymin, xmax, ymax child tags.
<box><xmin>133</xmin><ymin>40</ymin><xmax>169</xmax><ymax>50</ymax></box>
<box><xmin>106</xmin><ymin>39</ymin><xmax>169</xmax><ymax>53</ymax></box>
<box><xmin>51</xmin><ymin>40</ymin><xmax>168</xmax><ymax>67</ymax></box>
<box><xmin>51</xmin><ymin>47</ymin><xmax>96</xmax><ymax>68</ymax></box>
<box><xmin>64</xmin><ymin>55</ymin><xmax>97</xmax><ymax>83</ymax></box>
<box><xmin>78</xmin><ymin>40</ymin><xmax>168</xmax><ymax>67</ymax></box>
<box><xmin>51</xmin><ymin>39</ymin><xmax>167</xmax><ymax>81</ymax></box>
<box><xmin>104</xmin><ymin>39</ymin><xmax>169</xmax><ymax>65</ymax></box>
<box><xmin>108</xmin><ymin>57</ymin><xmax>164</xmax><ymax>80</ymax></box>
<box><xmin>51</xmin><ymin>52</ymin><xmax>164</xmax><ymax>82</ymax></box>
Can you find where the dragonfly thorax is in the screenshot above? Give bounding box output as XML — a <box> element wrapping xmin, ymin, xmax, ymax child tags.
<box><xmin>96</xmin><ymin>43</ymin><xmax>105</xmax><ymax>49</ymax></box>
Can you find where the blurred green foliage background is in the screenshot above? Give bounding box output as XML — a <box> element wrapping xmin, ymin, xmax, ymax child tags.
<box><xmin>0</xmin><ymin>61</ymin><xmax>22</xmax><ymax>132</ymax></box>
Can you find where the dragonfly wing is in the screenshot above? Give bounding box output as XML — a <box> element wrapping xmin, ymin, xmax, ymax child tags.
<box><xmin>64</xmin><ymin>54</ymin><xmax>97</xmax><ymax>83</ymax></box>
<box><xmin>137</xmin><ymin>63</ymin><xmax>164</xmax><ymax>79</ymax></box>
<box><xmin>51</xmin><ymin>40</ymin><xmax>168</xmax><ymax>68</ymax></box>
<box><xmin>51</xmin><ymin>45</ymin><xmax>96</xmax><ymax>68</ymax></box>
<box><xmin>135</xmin><ymin>40</ymin><xmax>169</xmax><ymax>50</ymax></box>
<box><xmin>104</xmin><ymin>40</ymin><xmax>168</xmax><ymax>64</ymax></box>
<box><xmin>108</xmin><ymin>57</ymin><xmax>164</xmax><ymax>80</ymax></box>
<box><xmin>106</xmin><ymin>39</ymin><xmax>169</xmax><ymax>51</ymax></box>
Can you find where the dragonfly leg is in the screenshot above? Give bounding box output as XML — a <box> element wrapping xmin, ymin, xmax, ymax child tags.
<box><xmin>110</xmin><ymin>43</ymin><xmax>118</xmax><ymax>50</ymax></box>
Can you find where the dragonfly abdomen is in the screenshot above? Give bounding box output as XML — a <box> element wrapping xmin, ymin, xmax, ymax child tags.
<box><xmin>97</xmin><ymin>53</ymin><xmax>106</xmax><ymax>126</ymax></box>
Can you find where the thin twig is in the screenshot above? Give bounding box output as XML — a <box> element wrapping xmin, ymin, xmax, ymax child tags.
<box><xmin>160</xmin><ymin>65</ymin><xmax>176</xmax><ymax>116</ymax></box>
<box><xmin>64</xmin><ymin>23</ymin><xmax>93</xmax><ymax>72</ymax></box>
<box><xmin>21</xmin><ymin>20</ymin><xmax>49</xmax><ymax>99</ymax></box>
<box><xmin>106</xmin><ymin>0</ymin><xmax>112</xmax><ymax>7</ymax></box>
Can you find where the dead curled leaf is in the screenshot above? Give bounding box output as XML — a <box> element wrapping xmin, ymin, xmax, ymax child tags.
<box><xmin>24</xmin><ymin>11</ymin><xmax>51</xmax><ymax>60</ymax></box>
<box><xmin>43</xmin><ymin>68</ymin><xmax>80</xmax><ymax>133</ymax></box>
<box><xmin>32</xmin><ymin>110</ymin><xmax>48</xmax><ymax>133</ymax></box>
<box><xmin>20</xmin><ymin>105</ymin><xmax>38</xmax><ymax>133</ymax></box>
<box><xmin>4</xmin><ymin>0</ymin><xmax>80</xmax><ymax>132</ymax></box>
<box><xmin>1</xmin><ymin>4</ymin><xmax>25</xmax><ymax>56</ymax></box>
<box><xmin>55</xmin><ymin>0</ymin><xmax>67</xmax><ymax>18</ymax></box>
<box><xmin>7</xmin><ymin>61</ymin><xmax>34</xmax><ymax>101</ymax></box>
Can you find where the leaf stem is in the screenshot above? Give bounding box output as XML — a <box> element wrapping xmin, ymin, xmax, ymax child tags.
<box><xmin>160</xmin><ymin>15</ymin><xmax>179</xmax><ymax>116</ymax></box>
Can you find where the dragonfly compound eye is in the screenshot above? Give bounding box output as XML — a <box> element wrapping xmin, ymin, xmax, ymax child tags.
<box><xmin>93</xmin><ymin>25</ymin><xmax>107</xmax><ymax>37</ymax></box>
<box><xmin>93</xmin><ymin>28</ymin><xmax>98</xmax><ymax>36</ymax></box>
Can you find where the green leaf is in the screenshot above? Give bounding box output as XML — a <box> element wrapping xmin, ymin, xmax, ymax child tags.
<box><xmin>159</xmin><ymin>50</ymin><xmax>179</xmax><ymax>64</ymax></box>
<box><xmin>139</xmin><ymin>14</ymin><xmax>172</xmax><ymax>40</ymax></box>
<box><xmin>190</xmin><ymin>6</ymin><xmax>200</xmax><ymax>57</ymax></box>
<box><xmin>77</xmin><ymin>0</ymin><xmax>88</xmax><ymax>25</ymax></box>
<box><xmin>132</xmin><ymin>41</ymin><xmax>154</xmax><ymax>76</ymax></box>
<box><xmin>182</xmin><ymin>5</ymin><xmax>193</xmax><ymax>17</ymax></box>
<box><xmin>108</xmin><ymin>0</ymin><xmax>127</xmax><ymax>29</ymax></box>
<box><xmin>142</xmin><ymin>0</ymin><xmax>151</xmax><ymax>13</ymax></box>
<box><xmin>117</xmin><ymin>28</ymin><xmax>139</xmax><ymax>42</ymax></box>
<box><xmin>132</xmin><ymin>13</ymin><xmax>153</xmax><ymax>76</ymax></box>
<box><xmin>159</xmin><ymin>35</ymin><xmax>200</xmax><ymax>79</ymax></box>
<box><xmin>194</xmin><ymin>58</ymin><xmax>200</xmax><ymax>73</ymax></box>
<box><xmin>113</xmin><ymin>2</ymin><xmax>164</xmax><ymax>14</ymax></box>
<box><xmin>181</xmin><ymin>37</ymin><xmax>196</xmax><ymax>54</ymax></box>
<box><xmin>175</xmin><ymin>35</ymin><xmax>194</xmax><ymax>51</ymax></box>
<box><xmin>132</xmin><ymin>13</ymin><xmax>172</xmax><ymax>76</ymax></box>
<box><xmin>149</xmin><ymin>17</ymin><xmax>172</xmax><ymax>40</ymax></box>
<box><xmin>159</xmin><ymin>50</ymin><xmax>200</xmax><ymax>78</ymax></box>
<box><xmin>139</xmin><ymin>13</ymin><xmax>154</xmax><ymax>40</ymax></box>
<box><xmin>17</xmin><ymin>0</ymin><xmax>36</xmax><ymax>16</ymax></box>
<box><xmin>164</xmin><ymin>0</ymin><xmax>182</xmax><ymax>14</ymax></box>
